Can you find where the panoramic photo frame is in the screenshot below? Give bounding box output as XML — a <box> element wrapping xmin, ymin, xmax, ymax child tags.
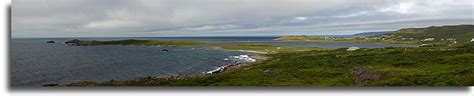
<box><xmin>8</xmin><ymin>0</ymin><xmax>474</xmax><ymax>93</ymax></box>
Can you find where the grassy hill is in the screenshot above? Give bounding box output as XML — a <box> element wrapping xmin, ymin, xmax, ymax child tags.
<box><xmin>353</xmin><ymin>31</ymin><xmax>391</xmax><ymax>37</ymax></box>
<box><xmin>274</xmin><ymin>35</ymin><xmax>379</xmax><ymax>43</ymax></box>
<box><xmin>388</xmin><ymin>25</ymin><xmax>474</xmax><ymax>44</ymax></box>
<box><xmin>276</xmin><ymin>25</ymin><xmax>474</xmax><ymax>45</ymax></box>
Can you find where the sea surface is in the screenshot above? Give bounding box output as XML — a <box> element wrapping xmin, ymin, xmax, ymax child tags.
<box><xmin>10</xmin><ymin>37</ymin><xmax>415</xmax><ymax>87</ymax></box>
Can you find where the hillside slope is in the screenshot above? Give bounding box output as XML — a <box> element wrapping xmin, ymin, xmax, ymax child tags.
<box><xmin>275</xmin><ymin>25</ymin><xmax>474</xmax><ymax>45</ymax></box>
<box><xmin>388</xmin><ymin>25</ymin><xmax>474</xmax><ymax>44</ymax></box>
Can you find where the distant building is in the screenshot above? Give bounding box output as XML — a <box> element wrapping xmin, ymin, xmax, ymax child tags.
<box><xmin>471</xmin><ymin>38</ymin><xmax>474</xmax><ymax>42</ymax></box>
<box><xmin>347</xmin><ymin>47</ymin><xmax>360</xmax><ymax>51</ymax></box>
<box><xmin>422</xmin><ymin>38</ymin><xmax>435</xmax><ymax>41</ymax></box>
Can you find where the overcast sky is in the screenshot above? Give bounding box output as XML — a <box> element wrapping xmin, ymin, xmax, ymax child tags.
<box><xmin>12</xmin><ymin>0</ymin><xmax>474</xmax><ymax>37</ymax></box>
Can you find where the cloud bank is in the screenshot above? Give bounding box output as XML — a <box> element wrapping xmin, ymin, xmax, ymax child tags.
<box><xmin>12</xmin><ymin>0</ymin><xmax>474</xmax><ymax>37</ymax></box>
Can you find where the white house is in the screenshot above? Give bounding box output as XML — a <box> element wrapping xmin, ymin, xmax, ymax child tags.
<box><xmin>422</xmin><ymin>38</ymin><xmax>435</xmax><ymax>41</ymax></box>
<box><xmin>347</xmin><ymin>47</ymin><xmax>360</xmax><ymax>51</ymax></box>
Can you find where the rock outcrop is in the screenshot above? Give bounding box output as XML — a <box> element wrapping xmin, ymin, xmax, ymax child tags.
<box><xmin>351</xmin><ymin>67</ymin><xmax>385</xmax><ymax>84</ymax></box>
<box><xmin>46</xmin><ymin>40</ymin><xmax>55</xmax><ymax>43</ymax></box>
<box><xmin>64</xmin><ymin>39</ymin><xmax>95</xmax><ymax>46</ymax></box>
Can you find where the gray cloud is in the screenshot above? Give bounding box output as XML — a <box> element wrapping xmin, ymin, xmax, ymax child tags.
<box><xmin>12</xmin><ymin>0</ymin><xmax>474</xmax><ymax>37</ymax></box>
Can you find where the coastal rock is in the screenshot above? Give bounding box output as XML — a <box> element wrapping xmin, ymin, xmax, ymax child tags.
<box><xmin>262</xmin><ymin>69</ymin><xmax>279</xmax><ymax>76</ymax></box>
<box><xmin>64</xmin><ymin>39</ymin><xmax>82</xmax><ymax>46</ymax></box>
<box><xmin>46</xmin><ymin>40</ymin><xmax>55</xmax><ymax>43</ymax></box>
<box><xmin>205</xmin><ymin>66</ymin><xmax>225</xmax><ymax>74</ymax></box>
<box><xmin>64</xmin><ymin>39</ymin><xmax>95</xmax><ymax>46</ymax></box>
<box><xmin>263</xmin><ymin>69</ymin><xmax>272</xmax><ymax>75</ymax></box>
<box><xmin>205</xmin><ymin>55</ymin><xmax>266</xmax><ymax>74</ymax></box>
<box><xmin>229</xmin><ymin>55</ymin><xmax>256</xmax><ymax>62</ymax></box>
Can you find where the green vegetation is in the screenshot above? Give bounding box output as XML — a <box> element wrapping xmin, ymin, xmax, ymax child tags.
<box><xmin>275</xmin><ymin>35</ymin><xmax>416</xmax><ymax>44</ymax></box>
<box><xmin>387</xmin><ymin>25</ymin><xmax>474</xmax><ymax>44</ymax></box>
<box><xmin>218</xmin><ymin>44</ymin><xmax>326</xmax><ymax>53</ymax></box>
<box><xmin>68</xmin><ymin>44</ymin><xmax>474</xmax><ymax>86</ymax></box>
<box><xmin>67</xmin><ymin>39</ymin><xmax>207</xmax><ymax>46</ymax></box>
<box><xmin>64</xmin><ymin>25</ymin><xmax>474</xmax><ymax>86</ymax></box>
<box><xmin>276</xmin><ymin>35</ymin><xmax>373</xmax><ymax>42</ymax></box>
<box><xmin>275</xmin><ymin>25</ymin><xmax>474</xmax><ymax>45</ymax></box>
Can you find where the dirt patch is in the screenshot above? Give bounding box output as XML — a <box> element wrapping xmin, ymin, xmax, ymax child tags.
<box><xmin>351</xmin><ymin>67</ymin><xmax>385</xmax><ymax>84</ymax></box>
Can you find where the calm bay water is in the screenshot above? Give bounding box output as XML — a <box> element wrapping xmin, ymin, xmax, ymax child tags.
<box><xmin>11</xmin><ymin>38</ymin><xmax>249</xmax><ymax>87</ymax></box>
<box><xmin>10</xmin><ymin>37</ymin><xmax>414</xmax><ymax>87</ymax></box>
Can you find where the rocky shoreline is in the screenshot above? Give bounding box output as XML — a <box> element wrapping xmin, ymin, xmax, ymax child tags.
<box><xmin>62</xmin><ymin>54</ymin><xmax>269</xmax><ymax>86</ymax></box>
<box><xmin>48</xmin><ymin>45</ymin><xmax>270</xmax><ymax>87</ymax></box>
<box><xmin>204</xmin><ymin>54</ymin><xmax>268</xmax><ymax>74</ymax></box>
<box><xmin>49</xmin><ymin>54</ymin><xmax>268</xmax><ymax>87</ymax></box>
<box><xmin>40</xmin><ymin>39</ymin><xmax>272</xmax><ymax>87</ymax></box>
<box><xmin>221</xmin><ymin>55</ymin><xmax>268</xmax><ymax>72</ymax></box>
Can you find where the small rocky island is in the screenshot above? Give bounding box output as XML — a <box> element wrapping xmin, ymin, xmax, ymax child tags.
<box><xmin>46</xmin><ymin>40</ymin><xmax>55</xmax><ymax>43</ymax></box>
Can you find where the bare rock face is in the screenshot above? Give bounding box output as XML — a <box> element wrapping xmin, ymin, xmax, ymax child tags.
<box><xmin>263</xmin><ymin>69</ymin><xmax>272</xmax><ymax>75</ymax></box>
<box><xmin>351</xmin><ymin>67</ymin><xmax>385</xmax><ymax>84</ymax></box>
<box><xmin>262</xmin><ymin>69</ymin><xmax>279</xmax><ymax>76</ymax></box>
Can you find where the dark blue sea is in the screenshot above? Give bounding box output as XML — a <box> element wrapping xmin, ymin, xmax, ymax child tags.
<box><xmin>10</xmin><ymin>37</ymin><xmax>414</xmax><ymax>87</ymax></box>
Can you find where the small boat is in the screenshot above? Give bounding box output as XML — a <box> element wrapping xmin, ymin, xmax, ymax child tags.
<box><xmin>162</xmin><ymin>49</ymin><xmax>170</xmax><ymax>52</ymax></box>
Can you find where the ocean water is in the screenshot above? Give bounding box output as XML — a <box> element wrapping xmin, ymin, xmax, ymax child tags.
<box><xmin>10</xmin><ymin>38</ymin><xmax>250</xmax><ymax>87</ymax></box>
<box><xmin>10</xmin><ymin>37</ymin><xmax>414</xmax><ymax>87</ymax></box>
